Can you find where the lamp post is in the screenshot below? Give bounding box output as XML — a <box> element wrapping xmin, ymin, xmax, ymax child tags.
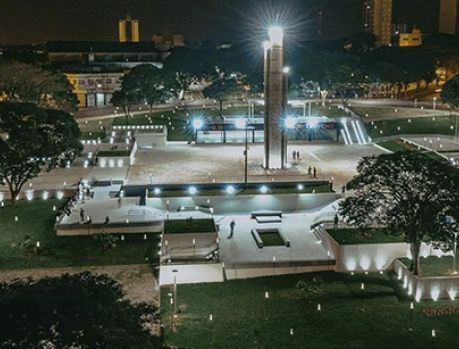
<box><xmin>236</xmin><ymin>118</ymin><xmax>249</xmax><ymax>187</ymax></box>
<box><xmin>172</xmin><ymin>269</ymin><xmax>178</xmax><ymax>315</ymax></box>
<box><xmin>453</xmin><ymin>232</ymin><xmax>458</xmax><ymax>275</ymax></box>
<box><xmin>409</xmin><ymin>302</ymin><xmax>414</xmax><ymax>332</ymax></box>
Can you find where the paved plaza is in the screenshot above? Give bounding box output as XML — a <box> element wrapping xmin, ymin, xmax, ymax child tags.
<box><xmin>129</xmin><ymin>142</ymin><xmax>384</xmax><ymax>189</ymax></box>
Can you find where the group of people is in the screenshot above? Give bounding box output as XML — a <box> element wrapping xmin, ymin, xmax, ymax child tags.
<box><xmin>307</xmin><ymin>166</ymin><xmax>318</xmax><ymax>179</ymax></box>
<box><xmin>291</xmin><ymin>150</ymin><xmax>301</xmax><ymax>160</ymax></box>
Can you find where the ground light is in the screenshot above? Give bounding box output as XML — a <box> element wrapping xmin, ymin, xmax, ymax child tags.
<box><xmin>192</xmin><ymin>118</ymin><xmax>204</xmax><ymax>130</ymax></box>
<box><xmin>260</xmin><ymin>185</ymin><xmax>268</xmax><ymax>194</ymax></box>
<box><xmin>154</xmin><ymin>188</ymin><xmax>161</xmax><ymax>195</ymax></box>
<box><xmin>297</xmin><ymin>184</ymin><xmax>304</xmax><ymax>191</ymax></box>
<box><xmin>284</xmin><ymin>116</ymin><xmax>297</xmax><ymax>129</ymax></box>
<box><xmin>235</xmin><ymin>118</ymin><xmax>246</xmax><ymax>129</ymax></box>
<box><xmin>188</xmin><ymin>186</ymin><xmax>198</xmax><ymax>195</ymax></box>
<box><xmin>225</xmin><ymin>185</ymin><xmax>236</xmax><ymax>194</ymax></box>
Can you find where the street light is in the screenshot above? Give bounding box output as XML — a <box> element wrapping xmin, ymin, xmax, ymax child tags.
<box><xmin>235</xmin><ymin>117</ymin><xmax>250</xmax><ymax>187</ymax></box>
<box><xmin>453</xmin><ymin>232</ymin><xmax>458</xmax><ymax>275</ymax></box>
<box><xmin>192</xmin><ymin>118</ymin><xmax>204</xmax><ymax>142</ymax></box>
<box><xmin>284</xmin><ymin>116</ymin><xmax>297</xmax><ymax>129</ymax></box>
<box><xmin>269</xmin><ymin>26</ymin><xmax>283</xmax><ymax>45</ymax></box>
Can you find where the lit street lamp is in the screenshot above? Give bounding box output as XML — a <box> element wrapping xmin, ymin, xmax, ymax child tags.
<box><xmin>192</xmin><ymin>118</ymin><xmax>204</xmax><ymax>142</ymax></box>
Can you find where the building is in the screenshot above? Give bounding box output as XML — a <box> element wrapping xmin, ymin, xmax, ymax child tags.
<box><xmin>398</xmin><ymin>28</ymin><xmax>422</xmax><ymax>47</ymax></box>
<box><xmin>439</xmin><ymin>0</ymin><xmax>459</xmax><ymax>34</ymax></box>
<box><xmin>66</xmin><ymin>71</ymin><xmax>123</xmax><ymax>108</ymax></box>
<box><xmin>363</xmin><ymin>0</ymin><xmax>393</xmax><ymax>47</ymax></box>
<box><xmin>118</xmin><ymin>14</ymin><xmax>140</xmax><ymax>42</ymax></box>
<box><xmin>47</xmin><ymin>41</ymin><xmax>169</xmax><ymax>69</ymax></box>
<box><xmin>47</xmin><ymin>41</ymin><xmax>171</xmax><ymax>108</ymax></box>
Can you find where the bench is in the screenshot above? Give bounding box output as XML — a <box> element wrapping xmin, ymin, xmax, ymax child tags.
<box><xmin>250</xmin><ymin>210</ymin><xmax>282</xmax><ymax>219</ymax></box>
<box><xmin>255</xmin><ymin>216</ymin><xmax>282</xmax><ymax>224</ymax></box>
<box><xmin>251</xmin><ymin>229</ymin><xmax>264</xmax><ymax>248</ymax></box>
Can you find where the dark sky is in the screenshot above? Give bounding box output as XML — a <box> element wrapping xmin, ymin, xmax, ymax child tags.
<box><xmin>0</xmin><ymin>0</ymin><xmax>441</xmax><ymax>45</ymax></box>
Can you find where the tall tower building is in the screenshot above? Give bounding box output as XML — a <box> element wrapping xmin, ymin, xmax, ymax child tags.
<box><xmin>118</xmin><ymin>14</ymin><xmax>139</xmax><ymax>42</ymax></box>
<box><xmin>263</xmin><ymin>26</ymin><xmax>288</xmax><ymax>170</ymax></box>
<box><xmin>363</xmin><ymin>0</ymin><xmax>393</xmax><ymax>47</ymax></box>
<box><xmin>439</xmin><ymin>0</ymin><xmax>459</xmax><ymax>34</ymax></box>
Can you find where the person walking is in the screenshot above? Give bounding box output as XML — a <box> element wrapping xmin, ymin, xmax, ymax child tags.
<box><xmin>228</xmin><ymin>220</ymin><xmax>236</xmax><ymax>239</ymax></box>
<box><xmin>313</xmin><ymin>166</ymin><xmax>317</xmax><ymax>179</ymax></box>
<box><xmin>79</xmin><ymin>208</ymin><xmax>85</xmax><ymax>222</ymax></box>
<box><xmin>296</xmin><ymin>150</ymin><xmax>300</xmax><ymax>160</ymax></box>
<box><xmin>292</xmin><ymin>150</ymin><xmax>296</xmax><ymax>160</ymax></box>
<box><xmin>334</xmin><ymin>214</ymin><xmax>339</xmax><ymax>229</ymax></box>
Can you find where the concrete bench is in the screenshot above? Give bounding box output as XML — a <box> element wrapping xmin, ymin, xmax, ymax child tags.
<box><xmin>251</xmin><ymin>229</ymin><xmax>264</xmax><ymax>248</ymax></box>
<box><xmin>255</xmin><ymin>216</ymin><xmax>282</xmax><ymax>224</ymax></box>
<box><xmin>250</xmin><ymin>210</ymin><xmax>282</xmax><ymax>219</ymax></box>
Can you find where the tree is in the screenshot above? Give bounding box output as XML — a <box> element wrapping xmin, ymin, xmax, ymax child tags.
<box><xmin>0</xmin><ymin>272</ymin><xmax>162</xmax><ymax>348</ymax></box>
<box><xmin>121</xmin><ymin>64</ymin><xmax>179</xmax><ymax>115</ymax></box>
<box><xmin>441</xmin><ymin>75</ymin><xmax>459</xmax><ymax>107</ymax></box>
<box><xmin>203</xmin><ymin>77</ymin><xmax>242</xmax><ymax>119</ymax></box>
<box><xmin>111</xmin><ymin>89</ymin><xmax>138</xmax><ymax>125</ymax></box>
<box><xmin>0</xmin><ymin>102</ymin><xmax>82</xmax><ymax>204</ymax></box>
<box><xmin>340</xmin><ymin>152</ymin><xmax>459</xmax><ymax>275</ymax></box>
<box><xmin>0</xmin><ymin>61</ymin><xmax>77</xmax><ymax>113</ymax></box>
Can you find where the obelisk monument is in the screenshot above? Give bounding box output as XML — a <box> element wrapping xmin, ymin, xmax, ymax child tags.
<box><xmin>263</xmin><ymin>26</ymin><xmax>288</xmax><ymax>169</ymax></box>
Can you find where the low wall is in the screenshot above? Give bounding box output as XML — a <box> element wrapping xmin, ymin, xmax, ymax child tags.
<box><xmin>323</xmin><ymin>229</ymin><xmax>452</xmax><ymax>273</ymax></box>
<box><xmin>225</xmin><ymin>264</ymin><xmax>335</xmax><ymax>280</ymax></box>
<box><xmin>323</xmin><ymin>230</ymin><xmax>409</xmax><ymax>272</ymax></box>
<box><xmin>98</xmin><ymin>140</ymin><xmax>137</xmax><ymax>167</ymax></box>
<box><xmin>56</xmin><ymin>220</ymin><xmax>163</xmax><ymax>236</ymax></box>
<box><xmin>0</xmin><ymin>189</ymin><xmax>76</xmax><ymax>202</ymax></box>
<box><xmin>162</xmin><ymin>232</ymin><xmax>219</xmax><ymax>261</ymax></box>
<box><xmin>394</xmin><ymin>259</ymin><xmax>459</xmax><ymax>301</ymax></box>
<box><xmin>147</xmin><ymin>192</ymin><xmax>340</xmax><ymax>214</ymax></box>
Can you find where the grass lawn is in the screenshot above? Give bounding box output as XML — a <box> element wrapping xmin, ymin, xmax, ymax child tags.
<box><xmin>161</xmin><ymin>272</ymin><xmax>459</xmax><ymax>349</ymax></box>
<box><xmin>327</xmin><ymin>228</ymin><xmax>405</xmax><ymax>244</ymax></box>
<box><xmin>351</xmin><ymin>106</ymin><xmax>445</xmax><ymax>121</ymax></box>
<box><xmin>259</xmin><ymin>231</ymin><xmax>285</xmax><ymax>247</ymax></box>
<box><xmin>164</xmin><ymin>219</ymin><xmax>216</xmax><ymax>234</ymax></box>
<box><xmin>148</xmin><ymin>184</ymin><xmax>332</xmax><ymax>198</ymax></box>
<box><xmin>97</xmin><ymin>150</ymin><xmax>131</xmax><ymax>157</ymax></box>
<box><xmin>79</xmin><ymin>131</ymin><xmax>106</xmax><ymax>141</ymax></box>
<box><xmin>399</xmin><ymin>256</ymin><xmax>459</xmax><ymax>277</ymax></box>
<box><xmin>0</xmin><ymin>200</ymin><xmax>160</xmax><ymax>269</ymax></box>
<box><xmin>366</xmin><ymin>116</ymin><xmax>457</xmax><ymax>139</ymax></box>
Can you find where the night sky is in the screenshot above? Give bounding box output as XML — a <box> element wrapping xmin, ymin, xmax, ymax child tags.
<box><xmin>0</xmin><ymin>0</ymin><xmax>441</xmax><ymax>45</ymax></box>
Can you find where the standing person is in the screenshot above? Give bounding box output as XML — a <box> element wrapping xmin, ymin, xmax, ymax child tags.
<box><xmin>118</xmin><ymin>197</ymin><xmax>122</xmax><ymax>208</ymax></box>
<box><xmin>228</xmin><ymin>220</ymin><xmax>235</xmax><ymax>239</ymax></box>
<box><xmin>79</xmin><ymin>208</ymin><xmax>85</xmax><ymax>222</ymax></box>
<box><xmin>296</xmin><ymin>150</ymin><xmax>300</xmax><ymax>160</ymax></box>
<box><xmin>292</xmin><ymin>150</ymin><xmax>296</xmax><ymax>160</ymax></box>
<box><xmin>334</xmin><ymin>214</ymin><xmax>339</xmax><ymax>229</ymax></box>
<box><xmin>308</xmin><ymin>166</ymin><xmax>312</xmax><ymax>175</ymax></box>
<box><xmin>313</xmin><ymin>166</ymin><xmax>317</xmax><ymax>179</ymax></box>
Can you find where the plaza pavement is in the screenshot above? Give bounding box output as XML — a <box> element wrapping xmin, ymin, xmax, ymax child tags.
<box><xmin>128</xmin><ymin>142</ymin><xmax>384</xmax><ymax>189</ymax></box>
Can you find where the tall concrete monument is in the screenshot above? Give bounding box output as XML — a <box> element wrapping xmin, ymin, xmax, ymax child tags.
<box><xmin>263</xmin><ymin>26</ymin><xmax>288</xmax><ymax>169</ymax></box>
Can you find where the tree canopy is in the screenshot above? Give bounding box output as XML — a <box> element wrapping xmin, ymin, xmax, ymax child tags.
<box><xmin>0</xmin><ymin>102</ymin><xmax>82</xmax><ymax>204</ymax></box>
<box><xmin>0</xmin><ymin>61</ymin><xmax>77</xmax><ymax>113</ymax></box>
<box><xmin>0</xmin><ymin>272</ymin><xmax>162</xmax><ymax>348</ymax></box>
<box><xmin>441</xmin><ymin>75</ymin><xmax>459</xmax><ymax>107</ymax></box>
<box><xmin>203</xmin><ymin>77</ymin><xmax>243</xmax><ymax>118</ymax></box>
<box><xmin>340</xmin><ymin>151</ymin><xmax>459</xmax><ymax>275</ymax></box>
